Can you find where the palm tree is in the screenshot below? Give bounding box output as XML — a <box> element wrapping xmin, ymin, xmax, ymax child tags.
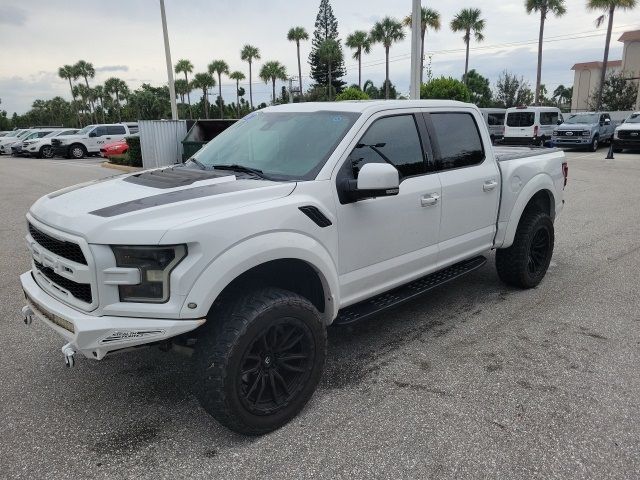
<box><xmin>191</xmin><ymin>72</ymin><xmax>216</xmax><ymax>118</ymax></box>
<box><xmin>75</xmin><ymin>60</ymin><xmax>96</xmax><ymax>122</ymax></box>
<box><xmin>526</xmin><ymin>1</ymin><xmax>567</xmax><ymax>105</ymax></box>
<box><xmin>174</xmin><ymin>78</ymin><xmax>189</xmax><ymax>106</ymax></box>
<box><xmin>58</xmin><ymin>65</ymin><xmax>81</xmax><ymax>126</ymax></box>
<box><xmin>104</xmin><ymin>77</ymin><xmax>129</xmax><ymax>122</ymax></box>
<box><xmin>370</xmin><ymin>17</ymin><xmax>406</xmax><ymax>99</ymax></box>
<box><xmin>345</xmin><ymin>31</ymin><xmax>372</xmax><ymax>90</ymax></box>
<box><xmin>450</xmin><ymin>8</ymin><xmax>486</xmax><ymax>84</ymax></box>
<box><xmin>229</xmin><ymin>71</ymin><xmax>246</xmax><ymax>118</ymax></box>
<box><xmin>317</xmin><ymin>39</ymin><xmax>343</xmax><ymax>100</ymax></box>
<box><xmin>208</xmin><ymin>60</ymin><xmax>229</xmax><ymax>119</ymax></box>
<box><xmin>588</xmin><ymin>0</ymin><xmax>637</xmax><ymax>110</ymax></box>
<box><xmin>240</xmin><ymin>45</ymin><xmax>261</xmax><ymax>110</ymax></box>
<box><xmin>93</xmin><ymin>85</ymin><xmax>106</xmax><ymax>122</ymax></box>
<box><xmin>175</xmin><ymin>59</ymin><xmax>194</xmax><ymax>119</ymax></box>
<box><xmin>259</xmin><ymin>61</ymin><xmax>287</xmax><ymax>104</ymax></box>
<box><xmin>287</xmin><ymin>27</ymin><xmax>309</xmax><ymax>100</ymax></box>
<box><xmin>403</xmin><ymin>7</ymin><xmax>441</xmax><ymax>86</ymax></box>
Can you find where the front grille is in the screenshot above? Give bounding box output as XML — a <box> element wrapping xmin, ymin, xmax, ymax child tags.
<box><xmin>556</xmin><ymin>130</ymin><xmax>585</xmax><ymax>136</ymax></box>
<box><xmin>28</xmin><ymin>223</ymin><xmax>87</xmax><ymax>265</ymax></box>
<box><xmin>618</xmin><ymin>130</ymin><xmax>640</xmax><ymax>139</ymax></box>
<box><xmin>34</xmin><ymin>260</ymin><xmax>92</xmax><ymax>303</ymax></box>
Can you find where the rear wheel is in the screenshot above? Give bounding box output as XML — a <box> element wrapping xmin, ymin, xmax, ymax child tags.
<box><xmin>194</xmin><ymin>287</ymin><xmax>327</xmax><ymax>435</ymax></box>
<box><xmin>496</xmin><ymin>212</ymin><xmax>554</xmax><ymax>288</ymax></box>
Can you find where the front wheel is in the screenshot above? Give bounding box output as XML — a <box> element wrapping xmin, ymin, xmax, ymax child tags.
<box><xmin>496</xmin><ymin>212</ymin><xmax>554</xmax><ymax>289</ymax></box>
<box><xmin>39</xmin><ymin>145</ymin><xmax>54</xmax><ymax>159</ymax></box>
<box><xmin>589</xmin><ymin>136</ymin><xmax>599</xmax><ymax>152</ymax></box>
<box><xmin>194</xmin><ymin>288</ymin><xmax>327</xmax><ymax>435</ymax></box>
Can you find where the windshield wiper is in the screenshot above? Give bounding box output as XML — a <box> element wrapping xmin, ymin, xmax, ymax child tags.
<box><xmin>211</xmin><ymin>164</ymin><xmax>266</xmax><ymax>179</ymax></box>
<box><xmin>187</xmin><ymin>158</ymin><xmax>208</xmax><ymax>170</ymax></box>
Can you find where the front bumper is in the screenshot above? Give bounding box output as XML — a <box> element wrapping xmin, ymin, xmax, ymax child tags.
<box><xmin>20</xmin><ymin>271</ymin><xmax>205</xmax><ymax>360</ymax></box>
<box><xmin>552</xmin><ymin>136</ymin><xmax>591</xmax><ymax>146</ymax></box>
<box><xmin>614</xmin><ymin>138</ymin><xmax>640</xmax><ymax>149</ymax></box>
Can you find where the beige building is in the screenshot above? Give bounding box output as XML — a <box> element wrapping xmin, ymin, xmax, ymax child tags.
<box><xmin>571</xmin><ymin>30</ymin><xmax>640</xmax><ymax>112</ymax></box>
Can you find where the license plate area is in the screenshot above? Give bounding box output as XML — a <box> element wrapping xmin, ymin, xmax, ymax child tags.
<box><xmin>24</xmin><ymin>290</ymin><xmax>75</xmax><ymax>333</ymax></box>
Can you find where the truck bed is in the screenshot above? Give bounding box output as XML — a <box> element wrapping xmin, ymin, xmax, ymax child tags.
<box><xmin>494</xmin><ymin>146</ymin><xmax>561</xmax><ymax>162</ymax></box>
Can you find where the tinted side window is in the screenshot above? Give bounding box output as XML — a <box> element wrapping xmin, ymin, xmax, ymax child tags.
<box><xmin>94</xmin><ymin>126</ymin><xmax>108</xmax><ymax>136</ymax></box>
<box><xmin>540</xmin><ymin>112</ymin><xmax>558</xmax><ymax>125</ymax></box>
<box><xmin>107</xmin><ymin>125</ymin><xmax>126</xmax><ymax>135</ymax></box>
<box><xmin>507</xmin><ymin>112</ymin><xmax>535</xmax><ymax>127</ymax></box>
<box><xmin>430</xmin><ymin>112</ymin><xmax>485</xmax><ymax>170</ymax></box>
<box><xmin>487</xmin><ymin>113</ymin><xmax>505</xmax><ymax>126</ymax></box>
<box><xmin>348</xmin><ymin>115</ymin><xmax>425</xmax><ymax>179</ymax></box>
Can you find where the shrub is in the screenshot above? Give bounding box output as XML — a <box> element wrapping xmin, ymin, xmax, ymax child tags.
<box><xmin>335</xmin><ymin>87</ymin><xmax>370</xmax><ymax>101</ymax></box>
<box><xmin>421</xmin><ymin>77</ymin><xmax>471</xmax><ymax>102</ymax></box>
<box><xmin>126</xmin><ymin>136</ymin><xmax>142</xmax><ymax>167</ymax></box>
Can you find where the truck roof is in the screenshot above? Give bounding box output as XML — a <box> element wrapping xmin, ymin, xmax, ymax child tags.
<box><xmin>263</xmin><ymin>100</ymin><xmax>475</xmax><ymax>114</ymax></box>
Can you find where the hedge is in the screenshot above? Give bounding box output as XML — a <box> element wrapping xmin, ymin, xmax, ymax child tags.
<box><xmin>126</xmin><ymin>136</ymin><xmax>142</xmax><ymax>167</ymax></box>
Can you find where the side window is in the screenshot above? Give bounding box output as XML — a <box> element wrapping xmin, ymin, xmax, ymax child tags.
<box><xmin>540</xmin><ymin>112</ymin><xmax>558</xmax><ymax>125</ymax></box>
<box><xmin>94</xmin><ymin>126</ymin><xmax>108</xmax><ymax>137</ymax></box>
<box><xmin>487</xmin><ymin>113</ymin><xmax>504</xmax><ymax>126</ymax></box>
<box><xmin>429</xmin><ymin>112</ymin><xmax>485</xmax><ymax>170</ymax></box>
<box><xmin>37</xmin><ymin>131</ymin><xmax>50</xmax><ymax>138</ymax></box>
<box><xmin>347</xmin><ymin>115</ymin><xmax>425</xmax><ymax>179</ymax></box>
<box><xmin>107</xmin><ymin>125</ymin><xmax>126</xmax><ymax>135</ymax></box>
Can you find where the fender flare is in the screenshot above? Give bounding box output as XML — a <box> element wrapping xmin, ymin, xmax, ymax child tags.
<box><xmin>180</xmin><ymin>231</ymin><xmax>340</xmax><ymax>322</ymax></box>
<box><xmin>500</xmin><ymin>173</ymin><xmax>556</xmax><ymax>249</ymax></box>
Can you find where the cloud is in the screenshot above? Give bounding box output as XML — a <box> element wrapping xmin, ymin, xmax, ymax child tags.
<box><xmin>0</xmin><ymin>6</ymin><xmax>27</xmax><ymax>26</ymax></box>
<box><xmin>95</xmin><ymin>65</ymin><xmax>129</xmax><ymax>73</ymax></box>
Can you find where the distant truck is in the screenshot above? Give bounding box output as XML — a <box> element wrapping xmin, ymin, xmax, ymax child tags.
<box><xmin>51</xmin><ymin>123</ymin><xmax>138</xmax><ymax>159</ymax></box>
<box><xmin>552</xmin><ymin>112</ymin><xmax>614</xmax><ymax>152</ymax></box>
<box><xmin>613</xmin><ymin>111</ymin><xmax>640</xmax><ymax>152</ymax></box>
<box><xmin>479</xmin><ymin>108</ymin><xmax>506</xmax><ymax>144</ymax></box>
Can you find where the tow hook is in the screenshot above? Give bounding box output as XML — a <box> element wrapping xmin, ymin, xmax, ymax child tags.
<box><xmin>62</xmin><ymin>343</ymin><xmax>76</xmax><ymax>368</ymax></box>
<box><xmin>21</xmin><ymin>305</ymin><xmax>34</xmax><ymax>326</ymax></box>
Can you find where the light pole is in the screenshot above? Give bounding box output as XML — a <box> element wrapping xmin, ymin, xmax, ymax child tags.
<box><xmin>160</xmin><ymin>0</ymin><xmax>178</xmax><ymax>120</ymax></box>
<box><xmin>409</xmin><ymin>0</ymin><xmax>422</xmax><ymax>100</ymax></box>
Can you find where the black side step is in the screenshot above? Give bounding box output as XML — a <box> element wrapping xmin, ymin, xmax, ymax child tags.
<box><xmin>334</xmin><ymin>256</ymin><xmax>487</xmax><ymax>325</ymax></box>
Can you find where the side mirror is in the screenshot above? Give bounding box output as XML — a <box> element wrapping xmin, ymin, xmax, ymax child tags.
<box><xmin>557</xmin><ymin>119</ymin><xmax>563</xmax><ymax>125</ymax></box>
<box><xmin>604</xmin><ymin>118</ymin><xmax>610</xmax><ymax>125</ymax></box>
<box><xmin>344</xmin><ymin>163</ymin><xmax>399</xmax><ymax>202</ymax></box>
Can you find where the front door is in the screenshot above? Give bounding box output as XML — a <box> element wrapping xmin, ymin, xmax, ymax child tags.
<box><xmin>334</xmin><ymin>112</ymin><xmax>442</xmax><ymax>306</ymax></box>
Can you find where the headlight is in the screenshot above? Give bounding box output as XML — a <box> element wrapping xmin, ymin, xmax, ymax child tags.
<box><xmin>614</xmin><ymin>130</ymin><xmax>619</xmax><ymax>139</ymax></box>
<box><xmin>582</xmin><ymin>131</ymin><xmax>590</xmax><ymax>136</ymax></box>
<box><xmin>111</xmin><ymin>245</ymin><xmax>187</xmax><ymax>303</ymax></box>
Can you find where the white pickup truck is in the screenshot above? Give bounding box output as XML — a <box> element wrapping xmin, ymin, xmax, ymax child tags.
<box><xmin>20</xmin><ymin>100</ymin><xmax>567</xmax><ymax>434</ymax></box>
<box><xmin>51</xmin><ymin>123</ymin><xmax>137</xmax><ymax>159</ymax></box>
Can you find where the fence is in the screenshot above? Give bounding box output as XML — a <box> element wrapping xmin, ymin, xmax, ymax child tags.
<box><xmin>138</xmin><ymin>120</ymin><xmax>188</xmax><ymax>169</ymax></box>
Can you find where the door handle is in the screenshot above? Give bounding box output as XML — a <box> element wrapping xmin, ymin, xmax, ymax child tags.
<box><xmin>421</xmin><ymin>193</ymin><xmax>440</xmax><ymax>207</ymax></box>
<box><xmin>483</xmin><ymin>180</ymin><xmax>498</xmax><ymax>192</ymax></box>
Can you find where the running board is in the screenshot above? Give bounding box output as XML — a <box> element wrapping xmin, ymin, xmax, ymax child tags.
<box><xmin>334</xmin><ymin>256</ymin><xmax>487</xmax><ymax>325</ymax></box>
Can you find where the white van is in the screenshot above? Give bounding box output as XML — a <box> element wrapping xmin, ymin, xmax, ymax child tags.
<box><xmin>479</xmin><ymin>108</ymin><xmax>506</xmax><ymax>144</ymax></box>
<box><xmin>503</xmin><ymin>106</ymin><xmax>563</xmax><ymax>146</ymax></box>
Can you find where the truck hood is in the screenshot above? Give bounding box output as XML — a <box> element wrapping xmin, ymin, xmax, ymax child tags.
<box><xmin>29</xmin><ymin>166</ymin><xmax>297</xmax><ymax>244</ymax></box>
<box><xmin>557</xmin><ymin>123</ymin><xmax>595</xmax><ymax>129</ymax></box>
<box><xmin>616</xmin><ymin>123</ymin><xmax>640</xmax><ymax>131</ymax></box>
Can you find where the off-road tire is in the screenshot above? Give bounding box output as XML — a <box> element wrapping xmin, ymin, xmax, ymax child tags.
<box><xmin>69</xmin><ymin>144</ymin><xmax>86</xmax><ymax>159</ymax></box>
<box><xmin>589</xmin><ymin>135</ymin><xmax>599</xmax><ymax>152</ymax></box>
<box><xmin>496</xmin><ymin>212</ymin><xmax>554</xmax><ymax>289</ymax></box>
<box><xmin>194</xmin><ymin>287</ymin><xmax>327</xmax><ymax>435</ymax></box>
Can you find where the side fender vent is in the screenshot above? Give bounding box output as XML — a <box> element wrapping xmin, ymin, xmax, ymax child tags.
<box><xmin>299</xmin><ymin>206</ymin><xmax>332</xmax><ymax>228</ymax></box>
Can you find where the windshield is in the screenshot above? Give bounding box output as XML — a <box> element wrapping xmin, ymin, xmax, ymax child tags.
<box><xmin>17</xmin><ymin>130</ymin><xmax>33</xmax><ymax>139</ymax></box>
<box><xmin>76</xmin><ymin>125</ymin><xmax>95</xmax><ymax>135</ymax></box>
<box><xmin>564</xmin><ymin>113</ymin><xmax>598</xmax><ymax>124</ymax></box>
<box><xmin>626</xmin><ymin>113</ymin><xmax>640</xmax><ymax>124</ymax></box>
<box><xmin>24</xmin><ymin>132</ymin><xmax>40</xmax><ymax>140</ymax></box>
<box><xmin>192</xmin><ymin>111</ymin><xmax>360</xmax><ymax>180</ymax></box>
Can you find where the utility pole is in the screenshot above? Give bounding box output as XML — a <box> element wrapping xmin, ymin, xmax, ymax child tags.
<box><xmin>160</xmin><ymin>0</ymin><xmax>178</xmax><ymax>120</ymax></box>
<box><xmin>409</xmin><ymin>0</ymin><xmax>422</xmax><ymax>99</ymax></box>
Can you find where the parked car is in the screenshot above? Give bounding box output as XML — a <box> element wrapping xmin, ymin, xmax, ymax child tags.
<box><xmin>479</xmin><ymin>108</ymin><xmax>506</xmax><ymax>144</ymax></box>
<box><xmin>99</xmin><ymin>138</ymin><xmax>129</xmax><ymax>159</ymax></box>
<box><xmin>52</xmin><ymin>123</ymin><xmax>138</xmax><ymax>159</ymax></box>
<box><xmin>20</xmin><ymin>100</ymin><xmax>567</xmax><ymax>435</ymax></box>
<box><xmin>552</xmin><ymin>112</ymin><xmax>614</xmax><ymax>151</ymax></box>
<box><xmin>0</xmin><ymin>129</ymin><xmax>32</xmax><ymax>154</ymax></box>
<box><xmin>503</xmin><ymin>106</ymin><xmax>563</xmax><ymax>146</ymax></box>
<box><xmin>613</xmin><ymin>111</ymin><xmax>640</xmax><ymax>152</ymax></box>
<box><xmin>11</xmin><ymin>129</ymin><xmax>60</xmax><ymax>156</ymax></box>
<box><xmin>22</xmin><ymin>129</ymin><xmax>80</xmax><ymax>158</ymax></box>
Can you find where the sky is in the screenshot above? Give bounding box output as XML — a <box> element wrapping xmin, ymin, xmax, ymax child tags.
<box><xmin>1</xmin><ymin>0</ymin><xmax>640</xmax><ymax>115</ymax></box>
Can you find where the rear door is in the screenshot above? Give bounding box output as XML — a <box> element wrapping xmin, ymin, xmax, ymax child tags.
<box><xmin>505</xmin><ymin>110</ymin><xmax>535</xmax><ymax>139</ymax></box>
<box><xmin>425</xmin><ymin>110</ymin><xmax>500</xmax><ymax>265</ymax></box>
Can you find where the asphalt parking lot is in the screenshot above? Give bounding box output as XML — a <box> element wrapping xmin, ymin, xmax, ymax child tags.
<box><xmin>1</xmin><ymin>150</ymin><xmax>639</xmax><ymax>479</ymax></box>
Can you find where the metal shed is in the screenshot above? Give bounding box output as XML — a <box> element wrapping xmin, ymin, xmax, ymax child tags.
<box><xmin>139</xmin><ymin>120</ymin><xmax>188</xmax><ymax>169</ymax></box>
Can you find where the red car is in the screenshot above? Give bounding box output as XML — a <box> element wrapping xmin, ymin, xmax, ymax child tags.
<box><xmin>100</xmin><ymin>139</ymin><xmax>128</xmax><ymax>159</ymax></box>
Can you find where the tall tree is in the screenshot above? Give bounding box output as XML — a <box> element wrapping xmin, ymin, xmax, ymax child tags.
<box><xmin>309</xmin><ymin>0</ymin><xmax>346</xmax><ymax>92</ymax></box>
<box><xmin>191</xmin><ymin>72</ymin><xmax>216</xmax><ymax>119</ymax></box>
<box><xmin>587</xmin><ymin>0</ymin><xmax>637</xmax><ymax>110</ymax></box>
<box><xmin>317</xmin><ymin>39</ymin><xmax>343</xmax><ymax>100</ymax></box>
<box><xmin>75</xmin><ymin>60</ymin><xmax>96</xmax><ymax>123</ymax></box>
<box><xmin>208</xmin><ymin>60</ymin><xmax>229</xmax><ymax>119</ymax></box>
<box><xmin>92</xmin><ymin>85</ymin><xmax>106</xmax><ymax>122</ymax></box>
<box><xmin>495</xmin><ymin>71</ymin><xmax>534</xmax><ymax>108</ymax></box>
<box><xmin>370</xmin><ymin>17</ymin><xmax>405</xmax><ymax>100</ymax></box>
<box><xmin>229</xmin><ymin>71</ymin><xmax>246</xmax><ymax>117</ymax></box>
<box><xmin>175</xmin><ymin>59</ymin><xmax>194</xmax><ymax>119</ymax></box>
<box><xmin>450</xmin><ymin>8</ymin><xmax>486</xmax><ymax>84</ymax></box>
<box><xmin>345</xmin><ymin>31</ymin><xmax>371</xmax><ymax>89</ymax></box>
<box><xmin>104</xmin><ymin>77</ymin><xmax>129</xmax><ymax>122</ymax></box>
<box><xmin>259</xmin><ymin>61</ymin><xmax>288</xmax><ymax>104</ymax></box>
<box><xmin>240</xmin><ymin>45</ymin><xmax>261</xmax><ymax>110</ymax></box>
<box><xmin>464</xmin><ymin>69</ymin><xmax>492</xmax><ymax>106</ymax></box>
<box><xmin>287</xmin><ymin>27</ymin><xmax>309</xmax><ymax>100</ymax></box>
<box><xmin>403</xmin><ymin>7</ymin><xmax>441</xmax><ymax>85</ymax></box>
<box><xmin>58</xmin><ymin>65</ymin><xmax>81</xmax><ymax>126</ymax></box>
<box><xmin>526</xmin><ymin>0</ymin><xmax>566</xmax><ymax>105</ymax></box>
